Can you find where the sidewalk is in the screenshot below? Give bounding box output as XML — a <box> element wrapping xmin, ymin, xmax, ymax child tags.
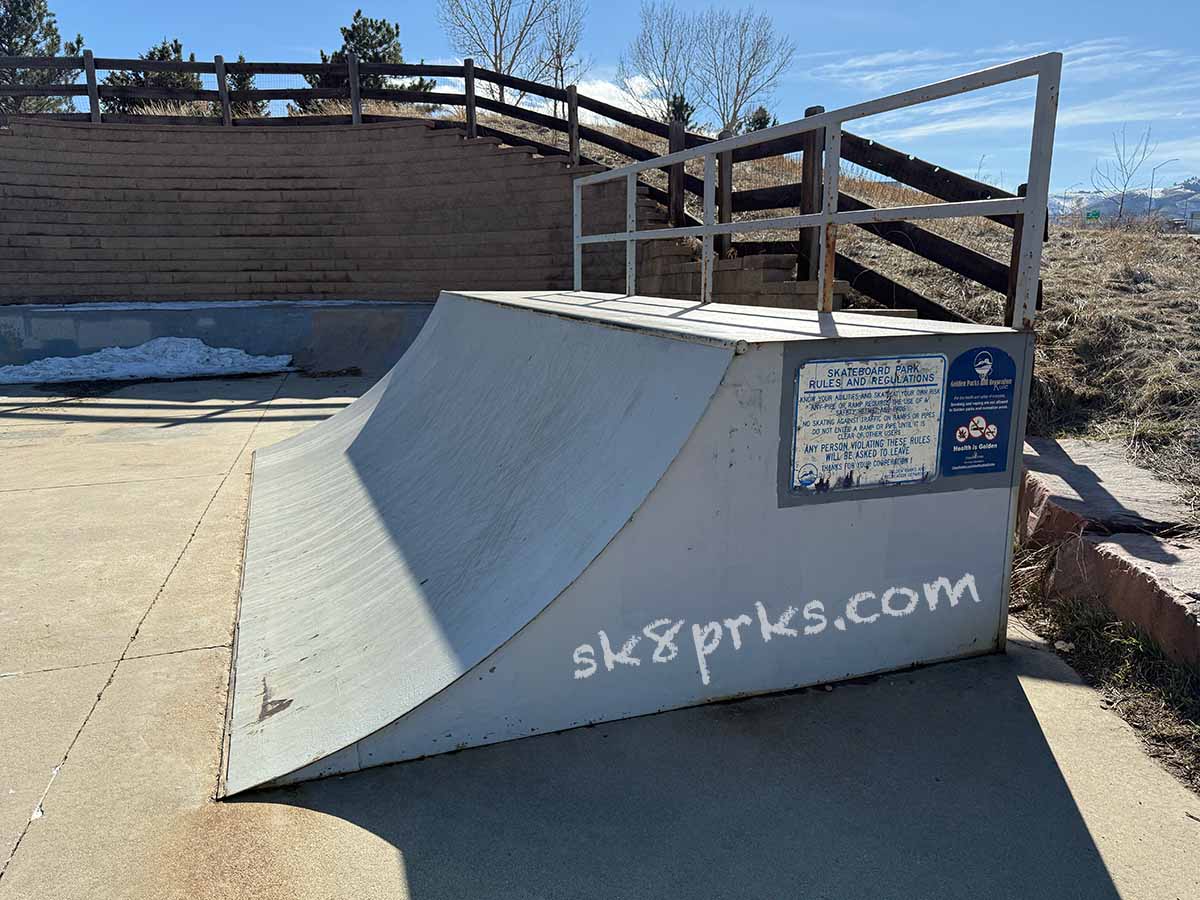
<box><xmin>1</xmin><ymin>376</ymin><xmax>1197</xmax><ymax>899</ymax></box>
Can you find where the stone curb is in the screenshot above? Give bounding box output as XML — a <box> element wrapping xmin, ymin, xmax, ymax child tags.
<box><xmin>1021</xmin><ymin>470</ymin><xmax>1200</xmax><ymax>671</ymax></box>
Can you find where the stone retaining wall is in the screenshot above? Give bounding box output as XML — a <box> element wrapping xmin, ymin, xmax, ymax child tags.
<box><xmin>0</xmin><ymin>119</ymin><xmax>629</xmax><ymax>304</ymax></box>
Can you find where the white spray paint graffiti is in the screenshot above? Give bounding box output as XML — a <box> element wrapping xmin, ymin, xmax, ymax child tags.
<box><xmin>571</xmin><ymin>573</ymin><xmax>981</xmax><ymax>686</ymax></box>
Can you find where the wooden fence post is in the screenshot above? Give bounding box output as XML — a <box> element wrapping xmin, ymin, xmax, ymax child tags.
<box><xmin>799</xmin><ymin>104</ymin><xmax>825</xmax><ymax>281</ymax></box>
<box><xmin>214</xmin><ymin>55</ymin><xmax>232</xmax><ymax>126</ymax></box>
<box><xmin>463</xmin><ymin>58</ymin><xmax>477</xmax><ymax>138</ymax></box>
<box><xmin>566</xmin><ymin>84</ymin><xmax>579</xmax><ymax>166</ymax></box>
<box><xmin>667</xmin><ymin>118</ymin><xmax>685</xmax><ymax>227</ymax></box>
<box><xmin>716</xmin><ymin>128</ymin><xmax>733</xmax><ymax>256</ymax></box>
<box><xmin>83</xmin><ymin>49</ymin><xmax>100</xmax><ymax>123</ymax></box>
<box><xmin>347</xmin><ymin>53</ymin><xmax>362</xmax><ymax>124</ymax></box>
<box><xmin>1005</xmin><ymin>183</ymin><xmax>1029</xmax><ymax>327</ymax></box>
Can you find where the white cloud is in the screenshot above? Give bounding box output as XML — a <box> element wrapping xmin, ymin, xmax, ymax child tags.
<box><xmin>572</xmin><ymin>75</ymin><xmax>655</xmax><ymax>120</ymax></box>
<box><xmin>825</xmin><ymin>38</ymin><xmax>1200</xmax><ymax>152</ymax></box>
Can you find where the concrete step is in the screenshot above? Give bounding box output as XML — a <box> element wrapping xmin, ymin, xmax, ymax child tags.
<box><xmin>1020</xmin><ymin>437</ymin><xmax>1198</xmax><ymax>670</ymax></box>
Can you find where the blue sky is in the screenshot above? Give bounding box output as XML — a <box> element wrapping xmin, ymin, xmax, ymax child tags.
<box><xmin>50</xmin><ymin>0</ymin><xmax>1200</xmax><ymax>192</ymax></box>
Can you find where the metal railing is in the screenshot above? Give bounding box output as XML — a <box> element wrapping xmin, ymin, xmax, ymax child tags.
<box><xmin>572</xmin><ymin>52</ymin><xmax>1061</xmax><ymax>330</ymax></box>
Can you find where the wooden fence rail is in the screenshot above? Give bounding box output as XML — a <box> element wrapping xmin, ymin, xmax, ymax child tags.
<box><xmin>0</xmin><ymin>53</ymin><xmax>1043</xmax><ymax>320</ymax></box>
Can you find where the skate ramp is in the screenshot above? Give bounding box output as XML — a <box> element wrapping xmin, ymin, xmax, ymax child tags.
<box><xmin>224</xmin><ymin>290</ymin><xmax>1031</xmax><ymax>795</ymax></box>
<box><xmin>222</xmin><ymin>292</ymin><xmax>733</xmax><ymax>794</ymax></box>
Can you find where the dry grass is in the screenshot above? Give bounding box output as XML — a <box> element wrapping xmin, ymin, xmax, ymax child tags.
<box><xmin>292</xmin><ymin>98</ymin><xmax>442</xmax><ymax>119</ymax></box>
<box><xmin>1026</xmin><ymin>229</ymin><xmax>1200</xmax><ymax>523</ymax></box>
<box><xmin>123</xmin><ymin>100</ymin><xmax>218</xmax><ymax>118</ymax></box>
<box><xmin>1010</xmin><ymin>545</ymin><xmax>1200</xmax><ymax>793</ymax></box>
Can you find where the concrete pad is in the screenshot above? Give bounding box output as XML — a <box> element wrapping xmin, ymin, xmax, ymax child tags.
<box><xmin>1007</xmin><ymin>622</ymin><xmax>1200</xmax><ymax>896</ymax></box>
<box><xmin>0</xmin><ymin>475</ymin><xmax>224</xmax><ymax>672</ymax></box>
<box><xmin>0</xmin><ymin>430</ymin><xmax>252</xmax><ymax>493</ymax></box>
<box><xmin>0</xmin><ymin>389</ymin><xmax>74</xmax><ymax>413</ymax></box>
<box><xmin>1</xmin><ymin>647</ymin><xmax>404</xmax><ymax>900</ymax></box>
<box><xmin>1051</xmin><ymin>533</ymin><xmax>1200</xmax><ymax>668</ymax></box>
<box><xmin>128</xmin><ymin>466</ymin><xmax>247</xmax><ymax>659</ymax></box>
<box><xmin>0</xmin><ymin>649</ymin><xmax>235</xmax><ymax>899</ymax></box>
<box><xmin>0</xmin><ymin>378</ymin><xmax>358</xmax><ymax>452</ymax></box>
<box><xmin>2</xmin><ymin>378</ymin><xmax>1196</xmax><ymax>899</ymax></box>
<box><xmin>0</xmin><ymin>383</ymin><xmax>271</xmax><ymax>493</ymax></box>
<box><xmin>5</xmin><ymin>636</ymin><xmax>1197</xmax><ymax>899</ymax></box>
<box><xmin>1023</xmin><ymin>438</ymin><xmax>1189</xmax><ymax>534</ymax></box>
<box><xmin>0</xmin><ymin>663</ymin><xmax>109</xmax><ymax>867</ymax></box>
<box><xmin>0</xmin><ymin>377</ymin><xmax>294</xmax><ymax>434</ymax></box>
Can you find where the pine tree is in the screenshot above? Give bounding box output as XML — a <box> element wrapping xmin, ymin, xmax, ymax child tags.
<box><xmin>666</xmin><ymin>93</ymin><xmax>695</xmax><ymax>127</ymax></box>
<box><xmin>102</xmin><ymin>39</ymin><xmax>201</xmax><ymax>116</ymax></box>
<box><xmin>297</xmin><ymin>9</ymin><xmax>434</xmax><ymax>113</ymax></box>
<box><xmin>742</xmin><ymin>105</ymin><xmax>776</xmax><ymax>133</ymax></box>
<box><xmin>0</xmin><ymin>0</ymin><xmax>84</xmax><ymax>115</ymax></box>
<box><xmin>227</xmin><ymin>55</ymin><xmax>266</xmax><ymax>119</ymax></box>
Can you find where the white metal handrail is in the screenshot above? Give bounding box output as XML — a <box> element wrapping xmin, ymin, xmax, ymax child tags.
<box><xmin>572</xmin><ymin>52</ymin><xmax>1061</xmax><ymax>329</ymax></box>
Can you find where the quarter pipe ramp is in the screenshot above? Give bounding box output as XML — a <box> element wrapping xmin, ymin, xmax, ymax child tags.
<box><xmin>222</xmin><ymin>290</ymin><xmax>1032</xmax><ymax>795</ymax></box>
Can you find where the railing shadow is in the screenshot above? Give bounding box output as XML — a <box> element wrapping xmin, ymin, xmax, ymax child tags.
<box><xmin>0</xmin><ymin>375</ymin><xmax>361</xmax><ymax>428</ymax></box>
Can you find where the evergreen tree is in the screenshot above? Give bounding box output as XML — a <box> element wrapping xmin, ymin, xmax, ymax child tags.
<box><xmin>666</xmin><ymin>92</ymin><xmax>695</xmax><ymax>127</ymax></box>
<box><xmin>102</xmin><ymin>39</ymin><xmax>201</xmax><ymax>116</ymax></box>
<box><xmin>297</xmin><ymin>9</ymin><xmax>434</xmax><ymax>113</ymax></box>
<box><xmin>741</xmin><ymin>105</ymin><xmax>776</xmax><ymax>133</ymax></box>
<box><xmin>0</xmin><ymin>0</ymin><xmax>84</xmax><ymax>115</ymax></box>
<box><xmin>227</xmin><ymin>54</ymin><xmax>266</xmax><ymax>118</ymax></box>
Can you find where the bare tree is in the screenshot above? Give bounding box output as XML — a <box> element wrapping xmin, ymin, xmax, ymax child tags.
<box><xmin>541</xmin><ymin>0</ymin><xmax>590</xmax><ymax>117</ymax></box>
<box><xmin>438</xmin><ymin>0</ymin><xmax>554</xmax><ymax>104</ymax></box>
<box><xmin>1091</xmin><ymin>124</ymin><xmax>1157</xmax><ymax>223</ymax></box>
<box><xmin>617</xmin><ymin>0</ymin><xmax>698</xmax><ymax>122</ymax></box>
<box><xmin>693</xmin><ymin>5</ymin><xmax>795</xmax><ymax>133</ymax></box>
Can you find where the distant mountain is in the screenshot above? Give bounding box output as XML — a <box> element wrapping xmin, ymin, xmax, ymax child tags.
<box><xmin>1051</xmin><ymin>176</ymin><xmax>1200</xmax><ymax>222</ymax></box>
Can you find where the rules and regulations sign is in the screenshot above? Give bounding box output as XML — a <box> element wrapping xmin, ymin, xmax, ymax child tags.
<box><xmin>792</xmin><ymin>355</ymin><xmax>946</xmax><ymax>493</ymax></box>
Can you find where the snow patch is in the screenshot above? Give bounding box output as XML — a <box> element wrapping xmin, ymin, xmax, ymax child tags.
<box><xmin>0</xmin><ymin>337</ymin><xmax>292</xmax><ymax>385</ymax></box>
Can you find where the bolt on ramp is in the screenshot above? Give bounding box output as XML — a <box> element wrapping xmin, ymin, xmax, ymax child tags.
<box><xmin>223</xmin><ymin>290</ymin><xmax>1030</xmax><ymax>795</ymax></box>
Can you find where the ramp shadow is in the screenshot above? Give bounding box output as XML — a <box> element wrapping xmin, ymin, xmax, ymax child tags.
<box><xmin>254</xmin><ymin>649</ymin><xmax>1120</xmax><ymax>900</ymax></box>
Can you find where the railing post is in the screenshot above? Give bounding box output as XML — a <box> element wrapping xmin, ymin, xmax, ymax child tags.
<box><xmin>214</xmin><ymin>55</ymin><xmax>232</xmax><ymax>126</ymax></box>
<box><xmin>566</xmin><ymin>84</ymin><xmax>579</xmax><ymax>166</ymax></box>
<box><xmin>716</xmin><ymin>128</ymin><xmax>733</xmax><ymax>257</ymax></box>
<box><xmin>799</xmin><ymin>105</ymin><xmax>824</xmax><ymax>281</ymax></box>
<box><xmin>83</xmin><ymin>50</ymin><xmax>100</xmax><ymax>124</ymax></box>
<box><xmin>817</xmin><ymin>124</ymin><xmax>841</xmax><ymax>313</ymax></box>
<box><xmin>347</xmin><ymin>52</ymin><xmax>362</xmax><ymax>125</ymax></box>
<box><xmin>625</xmin><ymin>173</ymin><xmax>638</xmax><ymax>296</ymax></box>
<box><xmin>573</xmin><ymin>178</ymin><xmax>583</xmax><ymax>291</ymax></box>
<box><xmin>667</xmin><ymin>118</ymin><xmax>685</xmax><ymax>227</ymax></box>
<box><xmin>463</xmin><ymin>58</ymin><xmax>477</xmax><ymax>139</ymax></box>
<box><xmin>701</xmin><ymin>153</ymin><xmax>716</xmax><ymax>303</ymax></box>
<box><xmin>1005</xmin><ymin>182</ymin><xmax>1028</xmax><ymax>327</ymax></box>
<box><xmin>1012</xmin><ymin>54</ymin><xmax>1060</xmax><ymax>330</ymax></box>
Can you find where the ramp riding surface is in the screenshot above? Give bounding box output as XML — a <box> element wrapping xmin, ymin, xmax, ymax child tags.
<box><xmin>222</xmin><ymin>293</ymin><xmax>732</xmax><ymax>794</ymax></box>
<box><xmin>224</xmin><ymin>290</ymin><xmax>1030</xmax><ymax>794</ymax></box>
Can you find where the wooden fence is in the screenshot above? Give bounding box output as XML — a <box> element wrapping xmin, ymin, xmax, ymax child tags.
<box><xmin>0</xmin><ymin>53</ymin><xmax>1043</xmax><ymax>321</ymax></box>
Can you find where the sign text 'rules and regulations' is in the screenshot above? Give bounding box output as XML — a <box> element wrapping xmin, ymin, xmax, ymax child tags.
<box><xmin>792</xmin><ymin>355</ymin><xmax>946</xmax><ymax>493</ymax></box>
